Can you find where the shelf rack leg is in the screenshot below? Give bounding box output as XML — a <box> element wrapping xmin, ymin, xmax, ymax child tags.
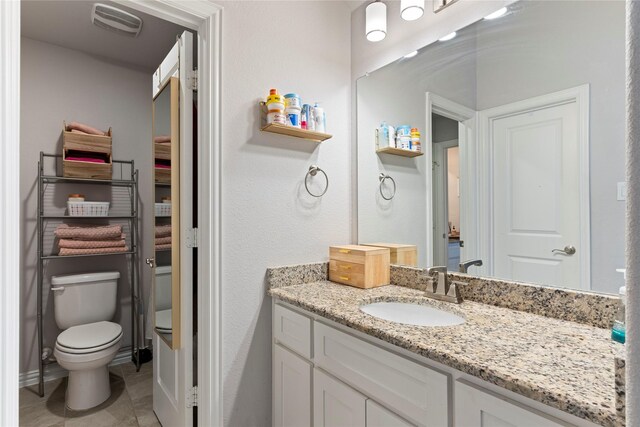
<box><xmin>37</xmin><ymin>155</ymin><xmax>44</xmax><ymax>397</ymax></box>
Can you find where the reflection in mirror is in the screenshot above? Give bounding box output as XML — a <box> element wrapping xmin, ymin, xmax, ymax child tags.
<box><xmin>357</xmin><ymin>1</ymin><xmax>625</xmax><ymax>293</ymax></box>
<box><xmin>153</xmin><ymin>77</ymin><xmax>180</xmax><ymax>348</ymax></box>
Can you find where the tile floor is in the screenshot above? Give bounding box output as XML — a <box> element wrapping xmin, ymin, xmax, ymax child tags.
<box><xmin>19</xmin><ymin>362</ymin><xmax>158</xmax><ymax>427</ymax></box>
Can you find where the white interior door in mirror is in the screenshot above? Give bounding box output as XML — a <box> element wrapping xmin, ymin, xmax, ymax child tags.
<box><xmin>488</xmin><ymin>88</ymin><xmax>588</xmax><ymax>290</ymax></box>
<box><xmin>152</xmin><ymin>30</ymin><xmax>194</xmax><ymax>427</ymax></box>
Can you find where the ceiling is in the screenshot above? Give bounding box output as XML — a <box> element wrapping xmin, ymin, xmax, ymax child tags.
<box><xmin>21</xmin><ymin>1</ymin><xmax>188</xmax><ymax>71</ymax></box>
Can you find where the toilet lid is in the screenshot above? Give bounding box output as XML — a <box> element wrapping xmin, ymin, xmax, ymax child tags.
<box><xmin>56</xmin><ymin>321</ymin><xmax>122</xmax><ymax>352</ymax></box>
<box><xmin>156</xmin><ymin>309</ymin><xmax>172</xmax><ymax>331</ymax></box>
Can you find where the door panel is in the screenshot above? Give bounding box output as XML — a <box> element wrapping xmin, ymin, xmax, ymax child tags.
<box><xmin>492</xmin><ymin>101</ymin><xmax>581</xmax><ymax>288</ymax></box>
<box><xmin>314</xmin><ymin>368</ymin><xmax>366</xmax><ymax>427</ymax></box>
<box><xmin>273</xmin><ymin>345</ymin><xmax>312</xmax><ymax>427</ymax></box>
<box><xmin>152</xmin><ymin>30</ymin><xmax>194</xmax><ymax>427</ymax></box>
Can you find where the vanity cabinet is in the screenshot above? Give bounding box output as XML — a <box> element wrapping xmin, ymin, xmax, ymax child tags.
<box><xmin>273</xmin><ymin>302</ymin><xmax>589</xmax><ymax>427</ymax></box>
<box><xmin>455</xmin><ymin>381</ymin><xmax>567</xmax><ymax>427</ymax></box>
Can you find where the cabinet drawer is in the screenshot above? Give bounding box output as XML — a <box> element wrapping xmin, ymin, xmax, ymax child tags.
<box><xmin>274</xmin><ymin>304</ymin><xmax>312</xmax><ymax>359</ymax></box>
<box><xmin>330</xmin><ymin>245</ymin><xmax>369</xmax><ymax>264</ymax></box>
<box><xmin>329</xmin><ymin>260</ymin><xmax>365</xmax><ymax>287</ymax></box>
<box><xmin>314</xmin><ymin>322</ymin><xmax>448</xmax><ymax>426</ymax></box>
<box><xmin>454</xmin><ymin>380</ymin><xmax>569</xmax><ymax>427</ymax></box>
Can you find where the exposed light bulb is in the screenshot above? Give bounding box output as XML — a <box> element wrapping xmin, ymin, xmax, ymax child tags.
<box><xmin>366</xmin><ymin>1</ymin><xmax>387</xmax><ymax>42</ymax></box>
<box><xmin>438</xmin><ymin>32</ymin><xmax>457</xmax><ymax>42</ymax></box>
<box><xmin>404</xmin><ymin>50</ymin><xmax>418</xmax><ymax>59</ymax></box>
<box><xmin>401</xmin><ymin>0</ymin><xmax>424</xmax><ymax>21</ymax></box>
<box><xmin>484</xmin><ymin>7</ymin><xmax>507</xmax><ymax>20</ymax></box>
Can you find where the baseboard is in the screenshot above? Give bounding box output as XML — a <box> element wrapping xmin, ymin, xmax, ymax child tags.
<box><xmin>19</xmin><ymin>347</ymin><xmax>135</xmax><ymax>388</ymax></box>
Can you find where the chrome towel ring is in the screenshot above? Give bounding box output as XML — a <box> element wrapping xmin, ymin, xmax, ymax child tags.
<box><xmin>305</xmin><ymin>165</ymin><xmax>329</xmax><ymax>198</ymax></box>
<box><xmin>379</xmin><ymin>173</ymin><xmax>396</xmax><ymax>200</ymax></box>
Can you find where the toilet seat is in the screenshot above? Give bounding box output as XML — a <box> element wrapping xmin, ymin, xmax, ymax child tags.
<box><xmin>56</xmin><ymin>321</ymin><xmax>122</xmax><ymax>354</ymax></box>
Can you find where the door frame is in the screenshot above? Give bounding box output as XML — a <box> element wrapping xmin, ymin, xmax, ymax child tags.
<box><xmin>425</xmin><ymin>93</ymin><xmax>477</xmax><ymax>268</ymax></box>
<box><xmin>0</xmin><ymin>1</ymin><xmax>223</xmax><ymax>425</ymax></box>
<box><xmin>432</xmin><ymin>138</ymin><xmax>459</xmax><ymax>266</ymax></box>
<box><xmin>477</xmin><ymin>85</ymin><xmax>591</xmax><ymax>289</ymax></box>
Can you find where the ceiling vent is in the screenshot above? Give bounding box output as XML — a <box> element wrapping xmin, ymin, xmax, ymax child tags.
<box><xmin>91</xmin><ymin>4</ymin><xmax>143</xmax><ymax>38</ymax></box>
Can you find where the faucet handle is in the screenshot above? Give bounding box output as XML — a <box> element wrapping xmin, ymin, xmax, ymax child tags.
<box><xmin>426</xmin><ymin>266</ymin><xmax>448</xmax><ymax>275</ymax></box>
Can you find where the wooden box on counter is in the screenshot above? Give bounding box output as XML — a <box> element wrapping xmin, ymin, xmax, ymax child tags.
<box><xmin>329</xmin><ymin>245</ymin><xmax>390</xmax><ymax>288</ymax></box>
<box><xmin>361</xmin><ymin>243</ymin><xmax>418</xmax><ymax>267</ymax></box>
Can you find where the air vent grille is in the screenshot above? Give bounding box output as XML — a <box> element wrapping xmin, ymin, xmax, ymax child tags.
<box><xmin>91</xmin><ymin>3</ymin><xmax>142</xmax><ymax>37</ymax></box>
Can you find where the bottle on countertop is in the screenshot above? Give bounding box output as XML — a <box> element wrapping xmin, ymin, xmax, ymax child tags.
<box><xmin>612</xmin><ymin>268</ymin><xmax>626</xmax><ymax>344</ymax></box>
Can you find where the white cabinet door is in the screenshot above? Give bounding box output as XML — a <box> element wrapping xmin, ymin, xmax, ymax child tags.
<box><xmin>366</xmin><ymin>400</ymin><xmax>416</xmax><ymax>427</ymax></box>
<box><xmin>273</xmin><ymin>344</ymin><xmax>312</xmax><ymax>427</ymax></box>
<box><xmin>314</xmin><ymin>368</ymin><xmax>366</xmax><ymax>427</ymax></box>
<box><xmin>455</xmin><ymin>381</ymin><xmax>569</xmax><ymax>427</ymax></box>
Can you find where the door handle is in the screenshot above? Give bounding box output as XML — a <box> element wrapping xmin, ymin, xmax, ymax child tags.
<box><xmin>552</xmin><ymin>245</ymin><xmax>576</xmax><ymax>255</ymax></box>
<box><xmin>145</xmin><ymin>258</ymin><xmax>155</xmax><ymax>268</ymax></box>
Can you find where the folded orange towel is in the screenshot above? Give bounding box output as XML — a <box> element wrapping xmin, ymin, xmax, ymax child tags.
<box><xmin>67</xmin><ymin>121</ymin><xmax>107</xmax><ymax>136</ymax></box>
<box><xmin>155</xmin><ymin>236</ymin><xmax>172</xmax><ymax>245</ymax></box>
<box><xmin>155</xmin><ymin>225</ymin><xmax>172</xmax><ymax>238</ymax></box>
<box><xmin>58</xmin><ymin>238</ymin><xmax>126</xmax><ymax>249</ymax></box>
<box><xmin>59</xmin><ymin>246</ymin><xmax>129</xmax><ymax>256</ymax></box>
<box><xmin>55</xmin><ymin>224</ymin><xmax>123</xmax><ymax>240</ymax></box>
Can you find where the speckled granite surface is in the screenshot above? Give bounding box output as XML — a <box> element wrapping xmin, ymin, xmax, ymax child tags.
<box><xmin>388</xmin><ymin>265</ymin><xmax>619</xmax><ymax>329</ymax></box>
<box><xmin>267</xmin><ymin>262</ymin><xmax>327</xmax><ymax>288</ymax></box>
<box><xmin>615</xmin><ymin>358</ymin><xmax>626</xmax><ymax>425</ymax></box>
<box><xmin>268</xmin><ymin>280</ymin><xmax>625</xmax><ymax>426</ymax></box>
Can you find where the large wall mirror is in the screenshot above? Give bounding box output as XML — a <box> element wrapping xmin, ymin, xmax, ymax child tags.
<box><xmin>357</xmin><ymin>1</ymin><xmax>625</xmax><ymax>294</ymax></box>
<box><xmin>152</xmin><ymin>77</ymin><xmax>181</xmax><ymax>348</ymax></box>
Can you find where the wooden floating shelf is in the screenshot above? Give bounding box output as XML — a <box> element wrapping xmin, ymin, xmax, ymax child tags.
<box><xmin>261</xmin><ymin>123</ymin><xmax>332</xmax><ymax>143</ymax></box>
<box><xmin>376</xmin><ymin>147</ymin><xmax>424</xmax><ymax>158</ymax></box>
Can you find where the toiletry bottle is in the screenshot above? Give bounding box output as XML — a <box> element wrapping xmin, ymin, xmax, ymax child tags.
<box><xmin>612</xmin><ymin>285</ymin><xmax>626</xmax><ymax>344</ymax></box>
<box><xmin>313</xmin><ymin>103</ymin><xmax>326</xmax><ymax>133</ymax></box>
<box><xmin>266</xmin><ymin>89</ymin><xmax>286</xmax><ymax>125</ymax></box>
<box><xmin>410</xmin><ymin>128</ymin><xmax>421</xmax><ymax>152</ymax></box>
<box><xmin>301</xmin><ymin>104</ymin><xmax>313</xmax><ymax>130</ymax></box>
<box><xmin>284</xmin><ymin>93</ymin><xmax>302</xmax><ymax>128</ymax></box>
<box><xmin>377</xmin><ymin>122</ymin><xmax>389</xmax><ymax>149</ymax></box>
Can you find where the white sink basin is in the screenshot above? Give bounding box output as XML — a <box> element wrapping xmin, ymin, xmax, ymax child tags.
<box><xmin>360</xmin><ymin>302</ymin><xmax>465</xmax><ymax>326</ymax></box>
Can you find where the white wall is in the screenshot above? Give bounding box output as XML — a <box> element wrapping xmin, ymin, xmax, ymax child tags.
<box><xmin>218</xmin><ymin>2</ymin><xmax>351</xmax><ymax>425</ymax></box>
<box><xmin>20</xmin><ymin>38</ymin><xmax>155</xmax><ymax>374</ymax></box>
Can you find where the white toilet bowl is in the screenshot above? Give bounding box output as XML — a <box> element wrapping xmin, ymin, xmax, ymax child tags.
<box><xmin>53</xmin><ymin>321</ymin><xmax>122</xmax><ymax>410</ymax></box>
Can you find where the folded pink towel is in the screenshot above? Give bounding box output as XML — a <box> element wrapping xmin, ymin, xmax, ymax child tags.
<box><xmin>59</xmin><ymin>246</ymin><xmax>129</xmax><ymax>256</ymax></box>
<box><xmin>65</xmin><ymin>156</ymin><xmax>107</xmax><ymax>164</ymax></box>
<box><xmin>155</xmin><ymin>236</ymin><xmax>172</xmax><ymax>245</ymax></box>
<box><xmin>154</xmin><ymin>136</ymin><xmax>171</xmax><ymax>143</ymax></box>
<box><xmin>155</xmin><ymin>164</ymin><xmax>171</xmax><ymax>169</ymax></box>
<box><xmin>55</xmin><ymin>224</ymin><xmax>123</xmax><ymax>240</ymax></box>
<box><xmin>155</xmin><ymin>243</ymin><xmax>172</xmax><ymax>251</ymax></box>
<box><xmin>58</xmin><ymin>238</ymin><xmax>126</xmax><ymax>249</ymax></box>
<box><xmin>155</xmin><ymin>225</ymin><xmax>172</xmax><ymax>238</ymax></box>
<box><xmin>67</xmin><ymin>122</ymin><xmax>107</xmax><ymax>136</ymax></box>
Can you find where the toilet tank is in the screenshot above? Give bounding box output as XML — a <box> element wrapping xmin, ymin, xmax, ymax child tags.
<box><xmin>155</xmin><ymin>266</ymin><xmax>172</xmax><ymax>311</ymax></box>
<box><xmin>51</xmin><ymin>271</ymin><xmax>120</xmax><ymax>330</ymax></box>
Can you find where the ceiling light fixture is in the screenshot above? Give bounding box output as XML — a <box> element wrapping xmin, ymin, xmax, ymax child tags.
<box><xmin>401</xmin><ymin>0</ymin><xmax>424</xmax><ymax>21</ymax></box>
<box><xmin>366</xmin><ymin>1</ymin><xmax>387</xmax><ymax>42</ymax></box>
<box><xmin>484</xmin><ymin>7</ymin><xmax>508</xmax><ymax>20</ymax></box>
<box><xmin>404</xmin><ymin>50</ymin><xmax>419</xmax><ymax>59</ymax></box>
<box><xmin>438</xmin><ymin>31</ymin><xmax>457</xmax><ymax>42</ymax></box>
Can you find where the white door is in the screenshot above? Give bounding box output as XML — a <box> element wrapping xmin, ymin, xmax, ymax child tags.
<box><xmin>273</xmin><ymin>344</ymin><xmax>312</xmax><ymax>427</ymax></box>
<box><xmin>313</xmin><ymin>368</ymin><xmax>366</xmax><ymax>427</ymax></box>
<box><xmin>454</xmin><ymin>381</ymin><xmax>567</xmax><ymax>427</ymax></box>
<box><xmin>488</xmin><ymin>90</ymin><xmax>588</xmax><ymax>289</ymax></box>
<box><xmin>152</xmin><ymin>30</ymin><xmax>195</xmax><ymax>427</ymax></box>
<box><xmin>433</xmin><ymin>139</ymin><xmax>459</xmax><ymax>268</ymax></box>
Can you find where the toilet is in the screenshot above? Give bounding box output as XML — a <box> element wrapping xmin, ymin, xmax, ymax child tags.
<box><xmin>155</xmin><ymin>265</ymin><xmax>172</xmax><ymax>333</ymax></box>
<box><xmin>51</xmin><ymin>271</ymin><xmax>122</xmax><ymax>411</ymax></box>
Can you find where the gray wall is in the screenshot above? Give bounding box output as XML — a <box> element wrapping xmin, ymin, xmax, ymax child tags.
<box><xmin>356</xmin><ymin>1</ymin><xmax>626</xmax><ymax>293</ymax></box>
<box><xmin>219</xmin><ymin>2</ymin><xmax>352</xmax><ymax>425</ymax></box>
<box><xmin>20</xmin><ymin>37</ymin><xmax>155</xmax><ymax>373</ymax></box>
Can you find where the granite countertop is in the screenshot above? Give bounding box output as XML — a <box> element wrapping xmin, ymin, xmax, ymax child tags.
<box><xmin>269</xmin><ymin>280</ymin><xmax>624</xmax><ymax>427</ymax></box>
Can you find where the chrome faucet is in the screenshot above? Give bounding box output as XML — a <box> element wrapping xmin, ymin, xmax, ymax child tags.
<box><xmin>424</xmin><ymin>266</ymin><xmax>462</xmax><ymax>304</ymax></box>
<box><xmin>459</xmin><ymin>259</ymin><xmax>483</xmax><ymax>273</ymax></box>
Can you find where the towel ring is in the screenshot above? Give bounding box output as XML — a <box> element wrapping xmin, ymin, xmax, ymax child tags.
<box><xmin>305</xmin><ymin>165</ymin><xmax>329</xmax><ymax>198</ymax></box>
<box><xmin>379</xmin><ymin>173</ymin><xmax>396</xmax><ymax>200</ymax></box>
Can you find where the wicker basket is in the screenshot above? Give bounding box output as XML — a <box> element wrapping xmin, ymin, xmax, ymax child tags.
<box><xmin>155</xmin><ymin>203</ymin><xmax>172</xmax><ymax>217</ymax></box>
<box><xmin>67</xmin><ymin>201</ymin><xmax>110</xmax><ymax>217</ymax></box>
